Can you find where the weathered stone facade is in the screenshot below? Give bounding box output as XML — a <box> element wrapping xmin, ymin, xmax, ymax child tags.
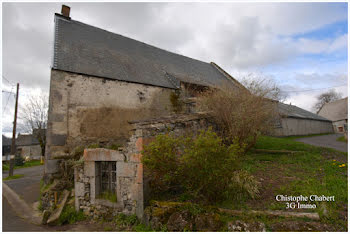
<box><xmin>45</xmin><ymin>69</ymin><xmax>175</xmax><ymax>176</ymax></box>
<box><xmin>74</xmin><ymin>113</ymin><xmax>210</xmax><ymax>219</ymax></box>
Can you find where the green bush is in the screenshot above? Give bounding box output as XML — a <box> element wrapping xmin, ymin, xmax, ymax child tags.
<box><xmin>141</xmin><ymin>133</ymin><xmax>182</xmax><ymax>192</ymax></box>
<box><xmin>142</xmin><ymin>129</ymin><xmax>258</xmax><ymax>203</ymax></box>
<box><xmin>180</xmin><ymin>129</ymin><xmax>242</xmax><ymax>202</ymax></box>
<box><xmin>14</xmin><ymin>154</ymin><xmax>24</xmax><ymax>166</ymax></box>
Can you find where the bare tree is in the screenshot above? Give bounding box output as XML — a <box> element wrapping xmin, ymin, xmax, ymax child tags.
<box><xmin>19</xmin><ymin>93</ymin><xmax>48</xmax><ymax>156</ymax></box>
<box><xmin>314</xmin><ymin>89</ymin><xmax>342</xmax><ymax>113</ymax></box>
<box><xmin>197</xmin><ymin>78</ymin><xmax>282</xmax><ymax>151</ymax></box>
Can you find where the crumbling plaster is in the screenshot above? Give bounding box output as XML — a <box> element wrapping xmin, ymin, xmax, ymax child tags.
<box><xmin>45</xmin><ymin>69</ymin><xmax>175</xmax><ymax>174</ymax></box>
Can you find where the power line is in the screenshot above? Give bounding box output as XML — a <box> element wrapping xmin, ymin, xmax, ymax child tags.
<box><xmin>281</xmin><ymin>83</ymin><xmax>348</xmax><ymax>93</ymax></box>
<box><xmin>3</xmin><ymin>86</ymin><xmax>15</xmax><ymax>114</ymax></box>
<box><xmin>2</xmin><ymin>75</ymin><xmax>15</xmax><ymax>86</ymax></box>
<box><xmin>2</xmin><ymin>90</ymin><xmax>15</xmax><ymax>94</ymax></box>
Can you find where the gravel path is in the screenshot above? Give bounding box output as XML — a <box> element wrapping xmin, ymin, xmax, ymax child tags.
<box><xmin>295</xmin><ymin>134</ymin><xmax>348</xmax><ymax>152</ymax></box>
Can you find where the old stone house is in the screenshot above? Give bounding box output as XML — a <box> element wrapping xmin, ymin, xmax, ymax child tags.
<box><xmin>16</xmin><ymin>129</ymin><xmax>44</xmax><ymax>158</ymax></box>
<box><xmin>44</xmin><ymin>6</ymin><xmax>240</xmax><ymax>219</ymax></box>
<box><xmin>317</xmin><ymin>97</ymin><xmax>348</xmax><ymax>133</ymax></box>
<box><xmin>45</xmin><ymin>7</ymin><xmax>240</xmax><ymax>175</ymax></box>
<box><xmin>274</xmin><ymin>102</ymin><xmax>334</xmax><ymax>136</ymax></box>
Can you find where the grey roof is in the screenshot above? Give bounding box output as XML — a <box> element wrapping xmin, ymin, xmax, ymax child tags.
<box><xmin>317</xmin><ymin>97</ymin><xmax>348</xmax><ymax>122</ymax></box>
<box><xmin>52</xmin><ymin>14</ymin><xmax>237</xmax><ymax>89</ymax></box>
<box><xmin>16</xmin><ymin>134</ymin><xmax>40</xmax><ymax>146</ymax></box>
<box><xmin>278</xmin><ymin>102</ymin><xmax>331</xmax><ymax>122</ymax></box>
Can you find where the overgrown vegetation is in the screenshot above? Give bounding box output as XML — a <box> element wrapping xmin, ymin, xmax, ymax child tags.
<box><xmin>142</xmin><ymin>128</ymin><xmax>259</xmax><ymax>203</ymax></box>
<box><xmin>3</xmin><ymin>159</ymin><xmax>41</xmax><ymax>171</ymax></box>
<box><xmin>97</xmin><ymin>191</ymin><xmax>118</xmax><ymax>203</ymax></box>
<box><xmin>3</xmin><ymin>174</ymin><xmax>24</xmax><ymax>180</ymax></box>
<box><xmin>197</xmin><ymin>79</ymin><xmax>281</xmax><ymax>151</ymax></box>
<box><xmin>58</xmin><ymin>204</ymin><xmax>86</xmax><ymax>225</ymax></box>
<box><xmin>238</xmin><ymin>135</ymin><xmax>347</xmax><ymax>230</ymax></box>
<box><xmin>142</xmin><ymin>134</ymin><xmax>347</xmax><ymax>231</ymax></box>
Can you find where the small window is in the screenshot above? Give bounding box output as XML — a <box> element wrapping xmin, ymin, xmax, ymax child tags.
<box><xmin>96</xmin><ymin>161</ymin><xmax>117</xmax><ymax>200</ymax></box>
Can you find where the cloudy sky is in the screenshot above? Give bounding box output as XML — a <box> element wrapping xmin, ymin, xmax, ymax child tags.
<box><xmin>2</xmin><ymin>2</ymin><xmax>348</xmax><ymax>136</ymax></box>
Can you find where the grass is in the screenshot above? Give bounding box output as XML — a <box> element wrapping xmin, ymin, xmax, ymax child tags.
<box><xmin>337</xmin><ymin>136</ymin><xmax>347</xmax><ymax>143</ymax></box>
<box><xmin>283</xmin><ymin>132</ymin><xmax>333</xmax><ymax>140</ymax></box>
<box><xmin>97</xmin><ymin>191</ymin><xmax>117</xmax><ymax>203</ymax></box>
<box><xmin>2</xmin><ymin>160</ymin><xmax>42</xmax><ymax>171</ymax></box>
<box><xmin>233</xmin><ymin>135</ymin><xmax>348</xmax><ymax>230</ymax></box>
<box><xmin>58</xmin><ymin>205</ymin><xmax>86</xmax><ymax>225</ymax></box>
<box><xmin>3</xmin><ymin>174</ymin><xmax>24</xmax><ymax>180</ymax></box>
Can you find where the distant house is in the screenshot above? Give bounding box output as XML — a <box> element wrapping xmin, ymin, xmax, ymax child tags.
<box><xmin>16</xmin><ymin>131</ymin><xmax>43</xmax><ymax>157</ymax></box>
<box><xmin>274</xmin><ymin>102</ymin><xmax>334</xmax><ymax>136</ymax></box>
<box><xmin>317</xmin><ymin>97</ymin><xmax>348</xmax><ymax>133</ymax></box>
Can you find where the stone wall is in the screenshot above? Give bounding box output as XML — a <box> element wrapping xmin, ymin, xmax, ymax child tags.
<box><xmin>45</xmin><ymin>69</ymin><xmax>175</xmax><ymax>176</ymax></box>
<box><xmin>74</xmin><ymin>113</ymin><xmax>210</xmax><ymax>219</ymax></box>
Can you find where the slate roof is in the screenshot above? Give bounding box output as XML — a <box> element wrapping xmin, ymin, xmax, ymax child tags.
<box><xmin>52</xmin><ymin>14</ymin><xmax>238</xmax><ymax>89</ymax></box>
<box><xmin>16</xmin><ymin>134</ymin><xmax>40</xmax><ymax>146</ymax></box>
<box><xmin>278</xmin><ymin>102</ymin><xmax>331</xmax><ymax>122</ymax></box>
<box><xmin>317</xmin><ymin>97</ymin><xmax>348</xmax><ymax>122</ymax></box>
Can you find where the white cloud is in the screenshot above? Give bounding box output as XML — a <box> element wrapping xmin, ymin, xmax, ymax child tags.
<box><xmin>2</xmin><ymin>2</ymin><xmax>348</xmax><ymax>133</ymax></box>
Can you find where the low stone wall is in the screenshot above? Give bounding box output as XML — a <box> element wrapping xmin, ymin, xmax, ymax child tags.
<box><xmin>74</xmin><ymin>113</ymin><xmax>210</xmax><ymax>220</ymax></box>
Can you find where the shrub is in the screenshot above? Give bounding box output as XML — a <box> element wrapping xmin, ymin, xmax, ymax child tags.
<box><xmin>14</xmin><ymin>154</ymin><xmax>24</xmax><ymax>166</ymax></box>
<box><xmin>197</xmin><ymin>79</ymin><xmax>280</xmax><ymax>151</ymax></box>
<box><xmin>141</xmin><ymin>133</ymin><xmax>183</xmax><ymax>192</ymax></box>
<box><xmin>58</xmin><ymin>205</ymin><xmax>86</xmax><ymax>225</ymax></box>
<box><xmin>180</xmin><ymin>129</ymin><xmax>242</xmax><ymax>202</ymax></box>
<box><xmin>142</xmin><ymin>129</ymin><xmax>258</xmax><ymax>203</ymax></box>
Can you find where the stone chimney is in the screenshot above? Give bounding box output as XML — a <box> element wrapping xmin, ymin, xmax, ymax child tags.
<box><xmin>61</xmin><ymin>5</ymin><xmax>70</xmax><ymax>18</ymax></box>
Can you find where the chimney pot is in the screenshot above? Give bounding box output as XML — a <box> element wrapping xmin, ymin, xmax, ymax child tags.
<box><xmin>61</xmin><ymin>5</ymin><xmax>70</xmax><ymax>18</ymax></box>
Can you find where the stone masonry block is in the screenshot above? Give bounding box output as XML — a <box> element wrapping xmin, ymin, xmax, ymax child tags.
<box><xmin>84</xmin><ymin>161</ymin><xmax>95</xmax><ymax>177</ymax></box>
<box><xmin>117</xmin><ymin>162</ymin><xmax>137</xmax><ymax>177</ymax></box>
<box><xmin>75</xmin><ymin>181</ymin><xmax>85</xmax><ymax>197</ymax></box>
<box><xmin>48</xmin><ymin>134</ymin><xmax>67</xmax><ymax>146</ymax></box>
<box><xmin>45</xmin><ymin>159</ymin><xmax>60</xmax><ymax>174</ymax></box>
<box><xmin>83</xmin><ymin>148</ymin><xmax>125</xmax><ymax>162</ymax></box>
<box><xmin>129</xmin><ymin>153</ymin><xmax>142</xmax><ymax>163</ymax></box>
<box><xmin>51</xmin><ymin>113</ymin><xmax>65</xmax><ymax>122</ymax></box>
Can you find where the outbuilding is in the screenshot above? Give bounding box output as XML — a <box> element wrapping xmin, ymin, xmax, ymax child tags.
<box><xmin>274</xmin><ymin>102</ymin><xmax>334</xmax><ymax>136</ymax></box>
<box><xmin>317</xmin><ymin>97</ymin><xmax>348</xmax><ymax>133</ymax></box>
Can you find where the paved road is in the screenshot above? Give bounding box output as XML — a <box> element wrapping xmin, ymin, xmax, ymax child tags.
<box><xmin>2</xmin><ymin>165</ymin><xmax>47</xmax><ymax>232</ymax></box>
<box><xmin>2</xmin><ymin>198</ymin><xmax>47</xmax><ymax>232</ymax></box>
<box><xmin>295</xmin><ymin>134</ymin><xmax>348</xmax><ymax>152</ymax></box>
<box><xmin>2</xmin><ymin>165</ymin><xmax>44</xmax><ymax>205</ymax></box>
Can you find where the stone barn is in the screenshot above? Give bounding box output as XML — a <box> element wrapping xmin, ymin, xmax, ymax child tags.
<box><xmin>317</xmin><ymin>97</ymin><xmax>348</xmax><ymax>133</ymax></box>
<box><xmin>44</xmin><ymin>6</ymin><xmax>241</xmax><ymax>219</ymax></box>
<box><xmin>274</xmin><ymin>102</ymin><xmax>334</xmax><ymax>136</ymax></box>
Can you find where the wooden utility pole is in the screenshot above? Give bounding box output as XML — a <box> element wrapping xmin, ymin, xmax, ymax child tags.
<box><xmin>9</xmin><ymin>83</ymin><xmax>19</xmax><ymax>177</ymax></box>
